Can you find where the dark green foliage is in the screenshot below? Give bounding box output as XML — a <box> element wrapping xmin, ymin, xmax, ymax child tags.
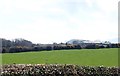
<box><xmin>1</xmin><ymin>38</ymin><xmax>119</xmax><ymax>53</ymax></box>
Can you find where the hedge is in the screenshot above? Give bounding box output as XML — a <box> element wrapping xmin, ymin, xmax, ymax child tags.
<box><xmin>0</xmin><ymin>64</ymin><xmax>119</xmax><ymax>76</ymax></box>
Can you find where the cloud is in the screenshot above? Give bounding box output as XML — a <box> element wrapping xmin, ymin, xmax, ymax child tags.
<box><xmin>0</xmin><ymin>0</ymin><xmax>118</xmax><ymax>43</ymax></box>
<box><xmin>85</xmin><ymin>0</ymin><xmax>118</xmax><ymax>12</ymax></box>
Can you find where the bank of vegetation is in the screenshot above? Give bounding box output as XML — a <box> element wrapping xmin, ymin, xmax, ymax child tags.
<box><xmin>1</xmin><ymin>38</ymin><xmax>119</xmax><ymax>53</ymax></box>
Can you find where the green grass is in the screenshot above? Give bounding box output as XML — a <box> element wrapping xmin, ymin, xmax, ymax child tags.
<box><xmin>1</xmin><ymin>48</ymin><xmax>118</xmax><ymax>67</ymax></box>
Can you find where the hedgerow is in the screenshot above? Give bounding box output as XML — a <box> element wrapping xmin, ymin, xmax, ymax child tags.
<box><xmin>0</xmin><ymin>64</ymin><xmax>119</xmax><ymax>76</ymax></box>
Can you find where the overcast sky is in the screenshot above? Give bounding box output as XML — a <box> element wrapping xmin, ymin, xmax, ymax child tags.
<box><xmin>0</xmin><ymin>0</ymin><xmax>119</xmax><ymax>43</ymax></box>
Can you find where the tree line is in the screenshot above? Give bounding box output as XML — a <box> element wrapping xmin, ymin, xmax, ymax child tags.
<box><xmin>0</xmin><ymin>38</ymin><xmax>119</xmax><ymax>53</ymax></box>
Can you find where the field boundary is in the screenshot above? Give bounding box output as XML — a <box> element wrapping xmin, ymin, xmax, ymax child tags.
<box><xmin>1</xmin><ymin>64</ymin><xmax>119</xmax><ymax>76</ymax></box>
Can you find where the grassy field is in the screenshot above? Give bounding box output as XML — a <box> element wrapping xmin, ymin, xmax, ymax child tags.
<box><xmin>1</xmin><ymin>48</ymin><xmax>118</xmax><ymax>67</ymax></box>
